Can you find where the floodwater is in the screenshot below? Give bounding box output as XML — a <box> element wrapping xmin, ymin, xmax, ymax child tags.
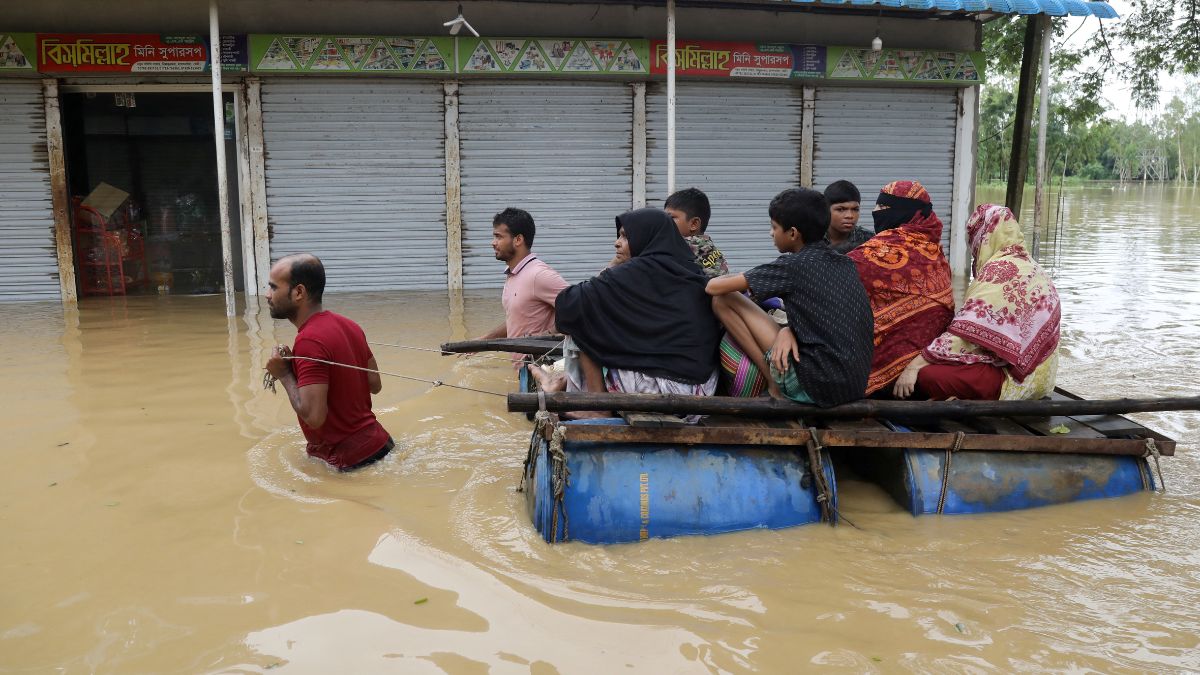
<box><xmin>2</xmin><ymin>184</ymin><xmax>1198</xmax><ymax>673</ymax></box>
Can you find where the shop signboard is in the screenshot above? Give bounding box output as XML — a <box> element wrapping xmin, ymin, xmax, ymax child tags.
<box><xmin>249</xmin><ymin>35</ymin><xmax>454</xmax><ymax>74</ymax></box>
<box><xmin>35</xmin><ymin>34</ymin><xmax>247</xmax><ymax>73</ymax></box>
<box><xmin>826</xmin><ymin>47</ymin><xmax>984</xmax><ymax>83</ymax></box>
<box><xmin>0</xmin><ymin>33</ymin><xmax>35</xmax><ymax>71</ymax></box>
<box><xmin>456</xmin><ymin>38</ymin><xmax>649</xmax><ymax>76</ymax></box>
<box><xmin>650</xmin><ymin>40</ymin><xmax>824</xmax><ymax>79</ymax></box>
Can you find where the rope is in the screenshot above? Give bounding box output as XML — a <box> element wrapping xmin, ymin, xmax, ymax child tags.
<box><xmin>936</xmin><ymin>431</ymin><xmax>966</xmax><ymax>515</ymax></box>
<box><xmin>529</xmin><ymin>337</ymin><xmax>566</xmax><ymax>368</ymax></box>
<box><xmin>264</xmin><ymin>353</ymin><xmax>506</xmax><ymax>397</ymax></box>
<box><xmin>518</xmin><ymin>409</ymin><xmax>552</xmax><ymax>494</ymax></box>
<box><xmin>1143</xmin><ymin>437</ymin><xmax>1167</xmax><ymax>494</ymax></box>
<box><xmin>547</xmin><ymin>422</ymin><xmax>569</xmax><ymax>542</ymax></box>
<box><xmin>806</xmin><ymin>428</ymin><xmax>837</xmax><ymax>526</ymax></box>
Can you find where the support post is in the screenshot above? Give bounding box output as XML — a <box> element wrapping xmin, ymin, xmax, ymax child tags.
<box><xmin>245</xmin><ymin>77</ymin><xmax>270</xmax><ymax>294</ymax></box>
<box><xmin>631</xmin><ymin>82</ymin><xmax>647</xmax><ymax>208</ymax></box>
<box><xmin>666</xmin><ymin>0</ymin><xmax>677</xmax><ymax>194</ymax></box>
<box><xmin>1032</xmin><ymin>16</ymin><xmax>1052</xmax><ymax>259</ymax></box>
<box><xmin>444</xmin><ymin>81</ymin><xmax>463</xmax><ymax>292</ymax></box>
<box><xmin>1005</xmin><ymin>14</ymin><xmax>1046</xmax><ymax>216</ymax></box>
<box><xmin>800</xmin><ymin>86</ymin><xmax>814</xmax><ymax>187</ymax></box>
<box><xmin>43</xmin><ymin>79</ymin><xmax>76</xmax><ymax>305</ymax></box>
<box><xmin>209</xmin><ymin>0</ymin><xmax>235</xmax><ymax>316</ymax></box>
<box><xmin>235</xmin><ymin>86</ymin><xmax>257</xmax><ymax>296</ymax></box>
<box><xmin>950</xmin><ymin>86</ymin><xmax>978</xmax><ymax>284</ymax></box>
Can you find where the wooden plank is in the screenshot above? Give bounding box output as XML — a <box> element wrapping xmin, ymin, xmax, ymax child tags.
<box><xmin>1014</xmin><ymin>415</ymin><xmax>1107</xmax><ymax>439</ymax></box>
<box><xmin>1049</xmin><ymin>391</ymin><xmax>1150</xmax><ymax>437</ymax></box>
<box><xmin>823</xmin><ymin>418</ymin><xmax>890</xmax><ymax>432</ymax></box>
<box><xmin>620</xmin><ymin>412</ymin><xmax>685</xmax><ymax>428</ymax></box>
<box><xmin>933</xmin><ymin>418</ymin><xmax>978</xmax><ymax>435</ymax></box>
<box><xmin>546</xmin><ymin>424</ymin><xmax>1173</xmax><ymax>456</ymax></box>
<box><xmin>970</xmin><ymin>416</ymin><xmax>1035</xmax><ymax>436</ymax></box>
<box><xmin>1071</xmin><ymin>414</ymin><xmax>1148</xmax><ymax>437</ymax></box>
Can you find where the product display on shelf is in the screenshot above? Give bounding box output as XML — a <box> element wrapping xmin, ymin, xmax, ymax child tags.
<box><xmin>73</xmin><ymin>183</ymin><xmax>147</xmax><ymax>296</ymax></box>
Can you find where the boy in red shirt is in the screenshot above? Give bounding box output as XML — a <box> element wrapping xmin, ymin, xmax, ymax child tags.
<box><xmin>265</xmin><ymin>254</ymin><xmax>393</xmax><ymax>470</ymax></box>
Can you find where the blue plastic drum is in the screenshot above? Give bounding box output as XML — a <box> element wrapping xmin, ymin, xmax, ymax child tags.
<box><xmin>868</xmin><ymin>424</ymin><xmax>1155</xmax><ymax>516</ymax></box>
<box><xmin>523</xmin><ymin>418</ymin><xmax>835</xmax><ymax>544</ymax></box>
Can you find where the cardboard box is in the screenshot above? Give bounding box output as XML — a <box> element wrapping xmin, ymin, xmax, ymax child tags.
<box><xmin>81</xmin><ymin>182</ymin><xmax>129</xmax><ymax>221</ymax></box>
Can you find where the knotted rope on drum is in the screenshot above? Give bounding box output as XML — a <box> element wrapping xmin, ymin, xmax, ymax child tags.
<box><xmin>1143</xmin><ymin>437</ymin><xmax>1167</xmax><ymax>494</ymax></box>
<box><xmin>806</xmin><ymin>428</ymin><xmax>837</xmax><ymax>526</ymax></box>
<box><xmin>936</xmin><ymin>431</ymin><xmax>967</xmax><ymax>515</ymax></box>
<box><xmin>547</xmin><ymin>423</ymin><xmax>570</xmax><ymax>543</ymax></box>
<box><xmin>518</xmin><ymin>393</ymin><xmax>570</xmax><ymax>542</ymax></box>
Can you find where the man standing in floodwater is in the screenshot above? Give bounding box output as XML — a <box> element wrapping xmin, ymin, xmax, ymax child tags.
<box><xmin>478</xmin><ymin>208</ymin><xmax>569</xmax><ymax>364</ymax></box>
<box><xmin>265</xmin><ymin>254</ymin><xmax>394</xmax><ymax>471</ymax></box>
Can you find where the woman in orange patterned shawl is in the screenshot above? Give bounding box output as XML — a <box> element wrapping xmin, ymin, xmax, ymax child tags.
<box><xmin>847</xmin><ymin>180</ymin><xmax>954</xmax><ymax>395</ymax></box>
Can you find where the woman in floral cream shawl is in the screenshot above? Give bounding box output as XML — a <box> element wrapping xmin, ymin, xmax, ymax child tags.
<box><xmin>893</xmin><ymin>204</ymin><xmax>1060</xmax><ymax>401</ymax></box>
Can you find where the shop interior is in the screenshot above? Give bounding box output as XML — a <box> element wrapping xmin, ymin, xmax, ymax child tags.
<box><xmin>62</xmin><ymin>91</ymin><xmax>243</xmax><ymax>297</ymax></box>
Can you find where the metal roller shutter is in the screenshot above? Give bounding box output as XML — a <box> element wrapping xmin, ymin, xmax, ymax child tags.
<box><xmin>459</xmin><ymin>81</ymin><xmax>632</xmax><ymax>288</ymax></box>
<box><xmin>813</xmin><ymin>87</ymin><xmax>958</xmax><ymax>251</ymax></box>
<box><xmin>647</xmin><ymin>82</ymin><xmax>801</xmax><ymax>272</ymax></box>
<box><xmin>0</xmin><ymin>81</ymin><xmax>58</xmax><ymax>302</ymax></box>
<box><xmin>261</xmin><ymin>79</ymin><xmax>446</xmax><ymax>291</ymax></box>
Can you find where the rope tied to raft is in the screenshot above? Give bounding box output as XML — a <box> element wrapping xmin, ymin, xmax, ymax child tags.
<box><xmin>1143</xmin><ymin>437</ymin><xmax>1167</xmax><ymax>493</ymax></box>
<box><xmin>547</xmin><ymin>421</ymin><xmax>570</xmax><ymax>543</ymax></box>
<box><xmin>805</xmin><ymin>428</ymin><xmax>837</xmax><ymax>527</ymax></box>
<box><xmin>517</xmin><ymin>393</ymin><xmax>551</xmax><ymax>494</ymax></box>
<box><xmin>528</xmin><ymin>337</ymin><xmax>567</xmax><ymax>368</ymax></box>
<box><xmin>518</xmin><ymin>399</ymin><xmax>569</xmax><ymax>542</ymax></box>
<box><xmin>936</xmin><ymin>431</ymin><xmax>967</xmax><ymax>515</ymax></box>
<box><xmin>263</xmin><ymin>351</ymin><xmax>507</xmax><ymax>398</ymax></box>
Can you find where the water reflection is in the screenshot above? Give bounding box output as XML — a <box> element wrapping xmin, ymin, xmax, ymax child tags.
<box><xmin>0</xmin><ymin>185</ymin><xmax>1197</xmax><ymax>672</ymax></box>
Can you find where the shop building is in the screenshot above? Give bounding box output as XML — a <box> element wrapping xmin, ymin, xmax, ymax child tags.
<box><xmin>0</xmin><ymin>0</ymin><xmax>1117</xmax><ymax>304</ymax></box>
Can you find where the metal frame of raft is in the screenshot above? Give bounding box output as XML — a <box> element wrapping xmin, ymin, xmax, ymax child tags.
<box><xmin>516</xmin><ymin>388</ymin><xmax>1175</xmax><ymax>545</ymax></box>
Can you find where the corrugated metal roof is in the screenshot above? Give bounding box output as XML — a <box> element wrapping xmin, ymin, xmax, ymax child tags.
<box><xmin>780</xmin><ymin>0</ymin><xmax>1118</xmax><ymax>17</ymax></box>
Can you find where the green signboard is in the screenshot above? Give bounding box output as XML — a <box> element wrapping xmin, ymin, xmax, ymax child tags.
<box><xmin>457</xmin><ymin>38</ymin><xmax>649</xmax><ymax>76</ymax></box>
<box><xmin>249</xmin><ymin>35</ymin><xmax>454</xmax><ymax>74</ymax></box>
<box><xmin>0</xmin><ymin>33</ymin><xmax>36</xmax><ymax>71</ymax></box>
<box><xmin>827</xmin><ymin>47</ymin><xmax>984</xmax><ymax>83</ymax></box>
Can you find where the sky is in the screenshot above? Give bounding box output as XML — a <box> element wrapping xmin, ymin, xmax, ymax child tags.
<box><xmin>1057</xmin><ymin>0</ymin><xmax>1189</xmax><ymax>121</ymax></box>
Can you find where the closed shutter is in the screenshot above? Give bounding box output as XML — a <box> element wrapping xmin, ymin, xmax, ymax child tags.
<box><xmin>813</xmin><ymin>87</ymin><xmax>958</xmax><ymax>250</ymax></box>
<box><xmin>459</xmin><ymin>81</ymin><xmax>632</xmax><ymax>288</ymax></box>
<box><xmin>261</xmin><ymin>79</ymin><xmax>446</xmax><ymax>291</ymax></box>
<box><xmin>647</xmin><ymin>82</ymin><xmax>801</xmax><ymax>272</ymax></box>
<box><xmin>0</xmin><ymin>81</ymin><xmax>58</xmax><ymax>302</ymax></box>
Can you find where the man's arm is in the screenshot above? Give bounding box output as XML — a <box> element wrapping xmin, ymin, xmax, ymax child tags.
<box><xmin>706</xmin><ymin>273</ymin><xmax>749</xmax><ymax>296</ymax></box>
<box><xmin>478</xmin><ymin>322</ymin><xmax>507</xmax><ymax>340</ymax></box>
<box><xmin>266</xmin><ymin>346</ymin><xmax>330</xmax><ymax>428</ymax></box>
<box><xmin>366</xmin><ymin>356</ymin><xmax>383</xmax><ymax>395</ymax></box>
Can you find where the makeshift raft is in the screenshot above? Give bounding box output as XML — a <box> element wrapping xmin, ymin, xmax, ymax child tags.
<box><xmin>440</xmin><ymin>338</ymin><xmax>1182</xmax><ymax>545</ymax></box>
<box><xmin>512</xmin><ymin>389</ymin><xmax>1177</xmax><ymax>545</ymax></box>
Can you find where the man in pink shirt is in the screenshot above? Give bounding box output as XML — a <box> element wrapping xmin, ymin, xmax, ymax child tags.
<box><xmin>479</xmin><ymin>208</ymin><xmax>569</xmax><ymax>361</ymax></box>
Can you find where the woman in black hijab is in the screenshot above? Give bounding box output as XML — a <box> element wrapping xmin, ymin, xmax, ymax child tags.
<box><xmin>532</xmin><ymin>208</ymin><xmax>721</xmax><ymax>416</ymax></box>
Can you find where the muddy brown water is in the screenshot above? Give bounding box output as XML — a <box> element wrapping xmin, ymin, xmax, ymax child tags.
<box><xmin>3</xmin><ymin>185</ymin><xmax>1198</xmax><ymax>673</ymax></box>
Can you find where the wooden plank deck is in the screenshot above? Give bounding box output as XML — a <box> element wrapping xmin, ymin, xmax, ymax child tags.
<box><xmin>540</xmin><ymin>389</ymin><xmax>1177</xmax><ymax>457</ymax></box>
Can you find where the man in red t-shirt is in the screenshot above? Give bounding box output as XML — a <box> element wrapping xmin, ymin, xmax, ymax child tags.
<box><xmin>265</xmin><ymin>254</ymin><xmax>393</xmax><ymax>470</ymax></box>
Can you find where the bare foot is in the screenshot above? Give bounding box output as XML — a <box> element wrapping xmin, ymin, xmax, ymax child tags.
<box><xmin>562</xmin><ymin>410</ymin><xmax>615</xmax><ymax>420</ymax></box>
<box><xmin>527</xmin><ymin>364</ymin><xmax>567</xmax><ymax>393</ymax></box>
<box><xmin>766</xmin><ymin>385</ymin><xmax>786</xmax><ymax>400</ymax></box>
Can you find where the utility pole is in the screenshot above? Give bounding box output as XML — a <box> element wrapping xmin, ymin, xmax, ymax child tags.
<box><xmin>1005</xmin><ymin>15</ymin><xmax>1047</xmax><ymax>216</ymax></box>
